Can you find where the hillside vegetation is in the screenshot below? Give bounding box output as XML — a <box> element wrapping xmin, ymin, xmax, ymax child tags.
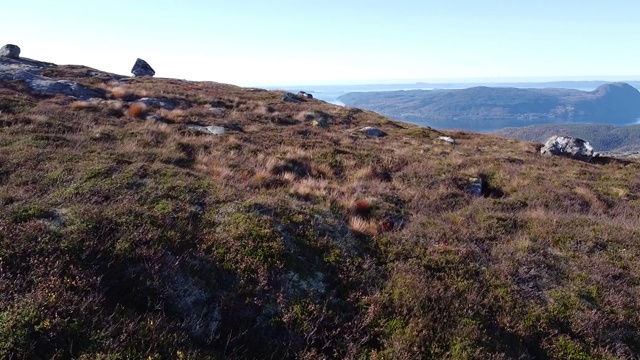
<box><xmin>2</xmin><ymin>61</ymin><xmax>640</xmax><ymax>359</ymax></box>
<box><xmin>338</xmin><ymin>83</ymin><xmax>640</xmax><ymax>132</ymax></box>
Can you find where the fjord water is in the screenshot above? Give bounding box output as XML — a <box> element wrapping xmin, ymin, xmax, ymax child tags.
<box><xmin>283</xmin><ymin>83</ymin><xmax>601</xmax><ymax>108</ymax></box>
<box><xmin>279</xmin><ymin>84</ymin><xmax>436</xmax><ymax>106</ymax></box>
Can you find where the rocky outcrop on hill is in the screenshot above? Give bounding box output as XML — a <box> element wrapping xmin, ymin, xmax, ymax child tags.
<box><xmin>540</xmin><ymin>135</ymin><xmax>595</xmax><ymax>161</ymax></box>
<box><xmin>0</xmin><ymin>44</ymin><xmax>20</xmax><ymax>58</ymax></box>
<box><xmin>131</xmin><ymin>58</ymin><xmax>155</xmax><ymax>77</ymax></box>
<box><xmin>0</xmin><ymin>56</ymin><xmax>102</xmax><ymax>99</ymax></box>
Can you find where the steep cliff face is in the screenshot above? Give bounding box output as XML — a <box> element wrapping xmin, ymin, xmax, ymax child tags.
<box><xmin>2</xmin><ymin>58</ymin><xmax>640</xmax><ymax>359</ymax></box>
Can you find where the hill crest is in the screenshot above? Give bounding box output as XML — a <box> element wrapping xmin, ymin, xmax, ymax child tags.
<box><xmin>2</xmin><ymin>55</ymin><xmax>640</xmax><ymax>359</ymax></box>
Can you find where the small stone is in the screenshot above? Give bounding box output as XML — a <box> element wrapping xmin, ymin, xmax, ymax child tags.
<box><xmin>283</xmin><ymin>92</ymin><xmax>302</xmax><ymax>103</ymax></box>
<box><xmin>131</xmin><ymin>58</ymin><xmax>155</xmax><ymax>77</ymax></box>
<box><xmin>0</xmin><ymin>44</ymin><xmax>20</xmax><ymax>58</ymax></box>
<box><xmin>298</xmin><ymin>91</ymin><xmax>313</xmax><ymax>99</ymax></box>
<box><xmin>187</xmin><ymin>124</ymin><xmax>226</xmax><ymax>135</ymax></box>
<box><xmin>437</xmin><ymin>136</ymin><xmax>456</xmax><ymax>144</ymax></box>
<box><xmin>466</xmin><ymin>177</ymin><xmax>485</xmax><ymax>197</ymax></box>
<box><xmin>359</xmin><ymin>126</ymin><xmax>386</xmax><ymax>137</ymax></box>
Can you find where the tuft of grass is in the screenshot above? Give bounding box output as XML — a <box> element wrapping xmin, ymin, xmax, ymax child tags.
<box><xmin>125</xmin><ymin>103</ymin><xmax>147</xmax><ymax>118</ymax></box>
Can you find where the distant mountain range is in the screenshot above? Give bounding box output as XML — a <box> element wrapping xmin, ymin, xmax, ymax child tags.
<box><xmin>338</xmin><ymin>83</ymin><xmax>640</xmax><ymax>132</ymax></box>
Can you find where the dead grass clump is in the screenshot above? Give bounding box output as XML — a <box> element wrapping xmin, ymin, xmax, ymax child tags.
<box><xmin>125</xmin><ymin>103</ymin><xmax>147</xmax><ymax>118</ymax></box>
<box><xmin>69</xmin><ymin>100</ymin><xmax>98</xmax><ymax>110</ymax></box>
<box><xmin>349</xmin><ymin>216</ymin><xmax>379</xmax><ymax>236</ymax></box>
<box><xmin>352</xmin><ymin>165</ymin><xmax>393</xmax><ymax>182</ymax></box>
<box><xmin>291</xmin><ymin>177</ymin><xmax>329</xmax><ymax>197</ymax></box>
<box><xmin>158</xmin><ymin>108</ymin><xmax>186</xmax><ymax>123</ymax></box>
<box><xmin>109</xmin><ymin>86</ymin><xmax>130</xmax><ymax>100</ymax></box>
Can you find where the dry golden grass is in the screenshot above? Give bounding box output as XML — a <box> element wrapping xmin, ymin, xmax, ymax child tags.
<box><xmin>108</xmin><ymin>85</ymin><xmax>129</xmax><ymax>100</ymax></box>
<box><xmin>125</xmin><ymin>102</ymin><xmax>147</xmax><ymax>118</ymax></box>
<box><xmin>348</xmin><ymin>216</ymin><xmax>379</xmax><ymax>236</ymax></box>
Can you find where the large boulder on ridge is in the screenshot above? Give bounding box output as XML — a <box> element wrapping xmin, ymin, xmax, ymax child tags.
<box><xmin>0</xmin><ymin>44</ymin><xmax>20</xmax><ymax>58</ymax></box>
<box><xmin>540</xmin><ymin>135</ymin><xmax>594</xmax><ymax>161</ymax></box>
<box><xmin>131</xmin><ymin>58</ymin><xmax>155</xmax><ymax>77</ymax></box>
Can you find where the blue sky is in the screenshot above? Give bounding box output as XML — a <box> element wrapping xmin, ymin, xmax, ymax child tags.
<box><xmin>2</xmin><ymin>0</ymin><xmax>639</xmax><ymax>85</ymax></box>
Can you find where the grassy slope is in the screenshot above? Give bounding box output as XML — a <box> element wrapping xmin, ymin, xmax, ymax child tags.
<box><xmin>1</xmin><ymin>66</ymin><xmax>640</xmax><ymax>359</ymax></box>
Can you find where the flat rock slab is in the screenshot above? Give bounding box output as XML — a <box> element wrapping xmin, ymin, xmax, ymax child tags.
<box><xmin>0</xmin><ymin>57</ymin><xmax>101</xmax><ymax>99</ymax></box>
<box><xmin>137</xmin><ymin>97</ymin><xmax>176</xmax><ymax>110</ymax></box>
<box><xmin>187</xmin><ymin>124</ymin><xmax>226</xmax><ymax>135</ymax></box>
<box><xmin>437</xmin><ymin>136</ymin><xmax>456</xmax><ymax>144</ymax></box>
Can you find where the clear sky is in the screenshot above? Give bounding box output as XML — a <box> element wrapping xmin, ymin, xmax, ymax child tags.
<box><xmin>2</xmin><ymin>0</ymin><xmax>639</xmax><ymax>86</ymax></box>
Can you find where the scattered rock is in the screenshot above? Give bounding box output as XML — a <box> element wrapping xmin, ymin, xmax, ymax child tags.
<box><xmin>0</xmin><ymin>44</ymin><xmax>20</xmax><ymax>58</ymax></box>
<box><xmin>359</xmin><ymin>126</ymin><xmax>386</xmax><ymax>137</ymax></box>
<box><xmin>39</xmin><ymin>209</ymin><xmax>66</xmax><ymax>229</ymax></box>
<box><xmin>208</xmin><ymin>107</ymin><xmax>225</xmax><ymax>117</ymax></box>
<box><xmin>298</xmin><ymin>91</ymin><xmax>313</xmax><ymax>99</ymax></box>
<box><xmin>283</xmin><ymin>92</ymin><xmax>302</xmax><ymax>103</ymax></box>
<box><xmin>599</xmin><ymin>151</ymin><xmax>640</xmax><ymax>159</ymax></box>
<box><xmin>187</xmin><ymin>124</ymin><xmax>226</xmax><ymax>135</ymax></box>
<box><xmin>131</xmin><ymin>58</ymin><xmax>155</xmax><ymax>77</ymax></box>
<box><xmin>540</xmin><ymin>135</ymin><xmax>594</xmax><ymax>161</ymax></box>
<box><xmin>466</xmin><ymin>177</ymin><xmax>485</xmax><ymax>197</ymax></box>
<box><xmin>437</xmin><ymin>136</ymin><xmax>456</xmax><ymax>144</ymax></box>
<box><xmin>311</xmin><ymin>118</ymin><xmax>329</xmax><ymax>128</ymax></box>
<box><xmin>137</xmin><ymin>97</ymin><xmax>175</xmax><ymax>110</ymax></box>
<box><xmin>29</xmin><ymin>78</ymin><xmax>102</xmax><ymax>99</ymax></box>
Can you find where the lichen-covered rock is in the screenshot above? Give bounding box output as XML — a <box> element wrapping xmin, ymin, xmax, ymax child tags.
<box><xmin>137</xmin><ymin>97</ymin><xmax>175</xmax><ymax>110</ymax></box>
<box><xmin>0</xmin><ymin>44</ymin><xmax>20</xmax><ymax>58</ymax></box>
<box><xmin>540</xmin><ymin>135</ymin><xmax>594</xmax><ymax>161</ymax></box>
<box><xmin>466</xmin><ymin>177</ymin><xmax>485</xmax><ymax>197</ymax></box>
<box><xmin>283</xmin><ymin>92</ymin><xmax>302</xmax><ymax>103</ymax></box>
<box><xmin>298</xmin><ymin>91</ymin><xmax>313</xmax><ymax>99</ymax></box>
<box><xmin>359</xmin><ymin>126</ymin><xmax>386</xmax><ymax>137</ymax></box>
<box><xmin>187</xmin><ymin>124</ymin><xmax>226</xmax><ymax>135</ymax></box>
<box><xmin>437</xmin><ymin>136</ymin><xmax>456</xmax><ymax>144</ymax></box>
<box><xmin>28</xmin><ymin>78</ymin><xmax>102</xmax><ymax>99</ymax></box>
<box><xmin>131</xmin><ymin>58</ymin><xmax>155</xmax><ymax>77</ymax></box>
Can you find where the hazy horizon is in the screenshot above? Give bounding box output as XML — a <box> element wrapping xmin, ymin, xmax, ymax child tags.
<box><xmin>3</xmin><ymin>1</ymin><xmax>640</xmax><ymax>86</ymax></box>
<box><xmin>263</xmin><ymin>76</ymin><xmax>640</xmax><ymax>88</ymax></box>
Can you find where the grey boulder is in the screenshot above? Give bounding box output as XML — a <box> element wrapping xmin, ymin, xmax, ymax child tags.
<box><xmin>465</xmin><ymin>177</ymin><xmax>485</xmax><ymax>197</ymax></box>
<box><xmin>359</xmin><ymin>126</ymin><xmax>386</xmax><ymax>137</ymax></box>
<box><xmin>283</xmin><ymin>92</ymin><xmax>302</xmax><ymax>103</ymax></box>
<box><xmin>540</xmin><ymin>135</ymin><xmax>594</xmax><ymax>161</ymax></box>
<box><xmin>131</xmin><ymin>58</ymin><xmax>155</xmax><ymax>77</ymax></box>
<box><xmin>0</xmin><ymin>44</ymin><xmax>20</xmax><ymax>58</ymax></box>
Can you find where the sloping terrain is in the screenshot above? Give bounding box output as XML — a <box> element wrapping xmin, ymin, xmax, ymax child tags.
<box><xmin>2</xmin><ymin>58</ymin><xmax>640</xmax><ymax>359</ymax></box>
<box><xmin>338</xmin><ymin>83</ymin><xmax>640</xmax><ymax>131</ymax></box>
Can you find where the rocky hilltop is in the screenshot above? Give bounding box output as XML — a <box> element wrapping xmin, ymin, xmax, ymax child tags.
<box><xmin>2</xmin><ymin>51</ymin><xmax>640</xmax><ymax>359</ymax></box>
<box><xmin>338</xmin><ymin>83</ymin><xmax>640</xmax><ymax>131</ymax></box>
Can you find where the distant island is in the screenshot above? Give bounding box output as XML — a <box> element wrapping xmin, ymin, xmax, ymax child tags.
<box><xmin>338</xmin><ymin>83</ymin><xmax>640</xmax><ymax>132</ymax></box>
